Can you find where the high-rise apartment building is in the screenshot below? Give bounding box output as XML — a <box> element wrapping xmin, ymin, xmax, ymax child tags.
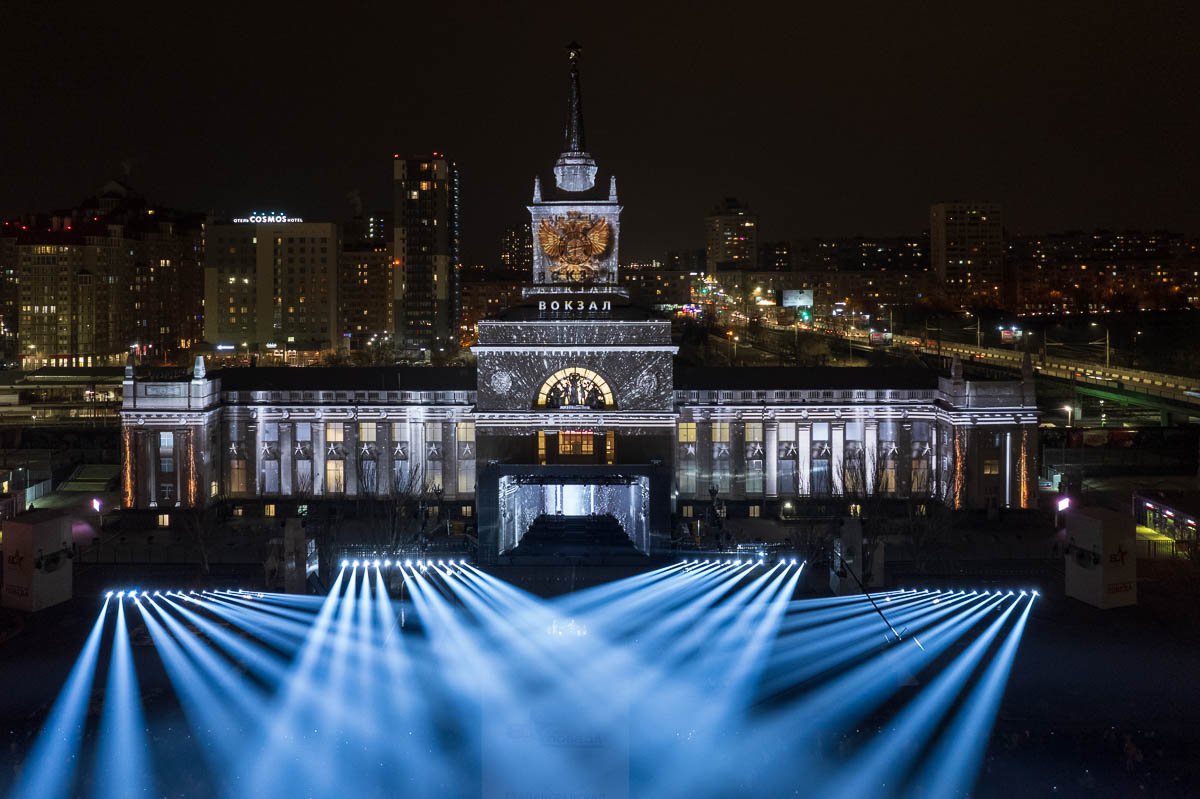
<box><xmin>393</xmin><ymin>154</ymin><xmax>461</xmax><ymax>358</ymax></box>
<box><xmin>203</xmin><ymin>219</ymin><xmax>340</xmax><ymax>352</ymax></box>
<box><xmin>499</xmin><ymin>222</ymin><xmax>533</xmax><ymax>277</ymax></box>
<box><xmin>8</xmin><ymin>181</ymin><xmax>204</xmax><ymax>368</ymax></box>
<box><xmin>930</xmin><ymin>202</ymin><xmax>1005</xmax><ymax>308</ymax></box>
<box><xmin>705</xmin><ymin>198</ymin><xmax>758</xmax><ymax>273</ymax></box>
<box><xmin>339</xmin><ymin>241</ymin><xmax>394</xmax><ymax>345</ymax></box>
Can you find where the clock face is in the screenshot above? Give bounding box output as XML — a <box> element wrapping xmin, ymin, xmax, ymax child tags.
<box><xmin>538</xmin><ymin>212</ymin><xmax>610</xmax><ymax>282</ymax></box>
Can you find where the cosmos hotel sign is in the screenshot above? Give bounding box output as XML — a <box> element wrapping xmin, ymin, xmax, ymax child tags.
<box><xmin>232</xmin><ymin>211</ymin><xmax>305</xmax><ymax>223</ymax></box>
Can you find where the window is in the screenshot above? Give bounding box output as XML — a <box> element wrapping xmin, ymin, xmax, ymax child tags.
<box><xmin>559</xmin><ymin>432</ymin><xmax>594</xmax><ymax>456</ymax></box>
<box><xmin>605</xmin><ymin>430</ymin><xmax>615</xmax><ymax>464</ymax></box>
<box><xmin>747</xmin><ymin>459</ymin><xmax>764</xmax><ymax>493</ymax></box>
<box><xmin>159</xmin><ymin>431</ymin><xmax>174</xmax><ymax>450</ymax></box>
<box><xmin>425</xmin><ymin>422</ymin><xmax>442</xmax><ymax>442</ymax></box>
<box><xmin>159</xmin><ymin>484</ymin><xmax>174</xmax><ymax>501</ymax></box>
<box><xmin>230</xmin><ymin>459</ymin><xmax>247</xmax><ymax>494</ymax></box>
<box><xmin>457</xmin><ymin>465</ymin><xmax>473</xmax><ymax>494</ymax></box>
<box><xmin>462</xmin><ymin>504</ymin><xmax>473</xmax><ymax>517</ymax></box>
<box><xmin>712</xmin><ymin>422</ymin><xmax>731</xmax><ymax>443</ymax></box>
<box><xmin>984</xmin><ymin>459</ymin><xmax>1001</xmax><ymax>476</ymax></box>
<box><xmin>156</xmin><ymin>513</ymin><xmax>170</xmax><ymax>528</ymax></box>
<box><xmin>326</xmin><ymin>423</ymin><xmax>344</xmax><ymax>443</ymax></box>
<box><xmin>232</xmin><ymin>506</ymin><xmax>244</xmax><ymax>517</ymax></box>
<box><xmin>392</xmin><ymin>422</ymin><xmax>408</xmax><ymax>442</ymax></box>
<box><xmin>325</xmin><ymin>460</ymin><xmax>345</xmax><ymax>492</ymax></box>
<box><xmin>210</xmin><ymin>480</ymin><xmax>219</xmax><ymax>498</ymax></box>
<box><xmin>681</xmin><ymin>505</ymin><xmax>693</xmax><ymax>518</ymax></box>
<box><xmin>678</xmin><ymin>422</ymin><xmax>697</xmax><ymax>443</ymax></box>
<box><xmin>160</xmin><ymin>457</ymin><xmax>175</xmax><ymax>473</ymax></box>
<box><xmin>749</xmin><ymin>505</ymin><xmax>761</xmax><ymax>518</ymax></box>
<box><xmin>456</xmin><ymin>421</ymin><xmax>474</xmax><ymax>442</ymax></box>
<box><xmin>264</xmin><ymin>503</ymin><xmax>276</xmax><ymax>518</ymax></box>
<box><xmin>359</xmin><ymin>423</ymin><xmax>376</xmax><ymax>443</ymax></box>
<box><xmin>537</xmin><ymin>431</ymin><xmax>547</xmax><ymax>465</ymax></box>
<box><xmin>745</xmin><ymin>422</ymin><xmax>763</xmax><ymax>441</ymax></box>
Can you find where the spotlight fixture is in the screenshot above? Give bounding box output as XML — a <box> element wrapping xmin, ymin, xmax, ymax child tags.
<box><xmin>341</xmin><ymin>559</ymin><xmax>349</xmax><ymax>568</ymax></box>
<box><xmin>117</xmin><ymin>591</ymin><xmax>125</xmax><ymax>598</ymax></box>
<box><xmin>352</xmin><ymin>560</ymin><xmax>360</xmax><ymax>568</ymax></box>
<box><xmin>105</xmin><ymin>590</ymin><xmax>113</xmax><ymax>598</ymax></box>
<box><xmin>405</xmin><ymin>559</ymin><xmax>413</xmax><ymax>568</ymax></box>
<box><xmin>1032</xmin><ymin>590</ymin><xmax>1040</xmax><ymax>597</ymax></box>
<box><xmin>790</xmin><ymin>558</ymin><xmax>797</xmax><ymax>565</ymax></box>
<box><xmin>128</xmin><ymin>590</ymin><xmax>137</xmax><ymax>598</ymax></box>
<box><xmin>1019</xmin><ymin>590</ymin><xmax>1027</xmax><ymax>596</ymax></box>
<box><xmin>154</xmin><ymin>590</ymin><xmax>160</xmax><ymax>596</ymax></box>
<box><xmin>437</xmin><ymin>559</ymin><xmax>444</xmax><ymax>566</ymax></box>
<box><xmin>460</xmin><ymin>559</ymin><xmax>468</xmax><ymax>565</ymax></box>
<box><xmin>373</xmin><ymin>559</ymin><xmax>381</xmax><ymax>568</ymax></box>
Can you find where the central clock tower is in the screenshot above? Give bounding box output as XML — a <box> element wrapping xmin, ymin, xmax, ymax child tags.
<box><xmin>471</xmin><ymin>44</ymin><xmax>676</xmax><ymax>564</ymax></box>
<box><xmin>529</xmin><ymin>42</ymin><xmax>622</xmax><ymax>287</ymax></box>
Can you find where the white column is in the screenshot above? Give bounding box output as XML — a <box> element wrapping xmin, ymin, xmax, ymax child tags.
<box><xmin>832</xmin><ymin>423</ymin><xmax>845</xmax><ymax>496</ymax></box>
<box><xmin>797</xmin><ymin>424</ymin><xmax>812</xmax><ymax>496</ymax></box>
<box><xmin>312</xmin><ymin>421</ymin><xmax>325</xmax><ymax>495</ymax></box>
<box><xmin>865</xmin><ymin>421</ymin><xmax>879</xmax><ymax>496</ymax></box>
<box><xmin>764</xmin><ymin>420</ymin><xmax>779</xmax><ymax>499</ymax></box>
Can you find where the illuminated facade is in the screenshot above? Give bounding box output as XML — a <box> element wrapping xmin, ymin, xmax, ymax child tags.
<box><xmin>202</xmin><ymin>220</ymin><xmax>340</xmax><ymax>352</ymax></box>
<box><xmin>120</xmin><ymin>47</ymin><xmax>1039</xmax><ymax>562</ymax></box>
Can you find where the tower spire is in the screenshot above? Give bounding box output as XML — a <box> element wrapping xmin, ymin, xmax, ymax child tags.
<box><xmin>564</xmin><ymin>41</ymin><xmax>586</xmax><ymax>153</ymax></box>
<box><xmin>554</xmin><ymin>42</ymin><xmax>598</xmax><ymax>192</ymax></box>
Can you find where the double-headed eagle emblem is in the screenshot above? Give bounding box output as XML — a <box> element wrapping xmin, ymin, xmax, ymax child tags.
<box><xmin>538</xmin><ymin>212</ymin><xmax>610</xmax><ymax>282</ymax></box>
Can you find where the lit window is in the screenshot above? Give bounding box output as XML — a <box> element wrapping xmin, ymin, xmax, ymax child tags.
<box><xmin>678</xmin><ymin>422</ymin><xmax>697</xmax><ymax>444</ymax></box>
<box><xmin>359</xmin><ymin>423</ymin><xmax>376</xmax><ymax>443</ymax></box>
<box><xmin>325</xmin><ymin>460</ymin><xmax>345</xmax><ymax>492</ymax></box>
<box><xmin>984</xmin><ymin>459</ymin><xmax>1000</xmax><ymax>476</ymax></box>
<box><xmin>681</xmin><ymin>505</ymin><xmax>694</xmax><ymax>518</ymax></box>
<box><xmin>749</xmin><ymin>505</ymin><xmax>761</xmax><ymax>518</ymax></box>
<box><xmin>233</xmin><ymin>506</ymin><xmax>244</xmax><ymax>517</ymax></box>
<box><xmin>157</xmin><ymin>513</ymin><xmax>170</xmax><ymax>528</ymax></box>
<box><xmin>558</xmin><ymin>432</ymin><xmax>594</xmax><ymax>455</ymax></box>
<box><xmin>326</xmin><ymin>423</ymin><xmax>344</xmax><ymax>443</ymax></box>
<box><xmin>712</xmin><ymin>422</ymin><xmax>731</xmax><ymax>444</ymax></box>
<box><xmin>264</xmin><ymin>503</ymin><xmax>276</xmax><ymax>518</ymax></box>
<box><xmin>462</xmin><ymin>504</ymin><xmax>473</xmax><ymax>517</ymax></box>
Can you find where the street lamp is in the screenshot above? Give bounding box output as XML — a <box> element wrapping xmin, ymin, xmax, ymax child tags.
<box><xmin>1089</xmin><ymin>322</ymin><xmax>1110</xmax><ymax>368</ymax></box>
<box><xmin>1062</xmin><ymin>404</ymin><xmax>1073</xmax><ymax>428</ymax></box>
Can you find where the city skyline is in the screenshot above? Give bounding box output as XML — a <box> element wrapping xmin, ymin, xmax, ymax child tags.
<box><xmin>2</xmin><ymin>4</ymin><xmax>1198</xmax><ymax>265</ymax></box>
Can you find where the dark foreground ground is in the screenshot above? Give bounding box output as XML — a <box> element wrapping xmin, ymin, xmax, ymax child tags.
<box><xmin>0</xmin><ymin>561</ymin><xmax>1197</xmax><ymax>798</ymax></box>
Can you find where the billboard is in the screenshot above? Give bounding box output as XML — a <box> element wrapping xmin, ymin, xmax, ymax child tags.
<box><xmin>782</xmin><ymin>289</ymin><xmax>814</xmax><ymax>308</ymax></box>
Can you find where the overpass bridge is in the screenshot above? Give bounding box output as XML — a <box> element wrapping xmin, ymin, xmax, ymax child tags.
<box><xmin>755</xmin><ymin>322</ymin><xmax>1200</xmax><ymax>423</ymax></box>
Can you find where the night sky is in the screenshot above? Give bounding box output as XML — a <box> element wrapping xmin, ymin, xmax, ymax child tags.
<box><xmin>2</xmin><ymin>2</ymin><xmax>1198</xmax><ymax>262</ymax></box>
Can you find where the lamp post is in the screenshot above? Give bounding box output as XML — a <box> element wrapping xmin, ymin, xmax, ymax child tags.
<box><xmin>1089</xmin><ymin>322</ymin><xmax>1110</xmax><ymax>368</ymax></box>
<box><xmin>1060</xmin><ymin>404</ymin><xmax>1073</xmax><ymax>491</ymax></box>
<box><xmin>708</xmin><ymin>483</ymin><xmax>720</xmax><ymax>543</ymax></box>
